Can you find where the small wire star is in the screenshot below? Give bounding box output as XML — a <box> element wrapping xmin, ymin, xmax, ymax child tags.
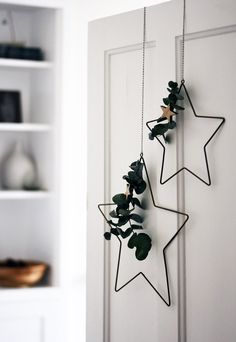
<box><xmin>146</xmin><ymin>81</ymin><xmax>225</xmax><ymax>186</ymax></box>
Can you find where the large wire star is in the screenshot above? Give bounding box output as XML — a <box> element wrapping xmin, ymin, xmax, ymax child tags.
<box><xmin>146</xmin><ymin>81</ymin><xmax>225</xmax><ymax>186</ymax></box>
<box><xmin>98</xmin><ymin>155</ymin><xmax>189</xmax><ymax>306</ymax></box>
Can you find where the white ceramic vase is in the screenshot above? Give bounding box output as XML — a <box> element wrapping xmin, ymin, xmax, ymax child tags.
<box><xmin>2</xmin><ymin>142</ymin><xmax>37</xmax><ymax>190</ymax></box>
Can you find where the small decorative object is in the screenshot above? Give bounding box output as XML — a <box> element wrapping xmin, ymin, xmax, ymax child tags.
<box><xmin>0</xmin><ymin>258</ymin><xmax>48</xmax><ymax>287</ymax></box>
<box><xmin>0</xmin><ymin>91</ymin><xmax>22</xmax><ymax>123</ymax></box>
<box><xmin>146</xmin><ymin>0</ymin><xmax>225</xmax><ymax>186</ymax></box>
<box><xmin>1</xmin><ymin>141</ymin><xmax>40</xmax><ymax>190</ymax></box>
<box><xmin>98</xmin><ymin>7</ymin><xmax>189</xmax><ymax>306</ymax></box>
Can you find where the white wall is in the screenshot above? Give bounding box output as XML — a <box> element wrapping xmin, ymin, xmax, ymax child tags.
<box><xmin>60</xmin><ymin>1</ymin><xmax>169</xmax><ymax>341</ymax></box>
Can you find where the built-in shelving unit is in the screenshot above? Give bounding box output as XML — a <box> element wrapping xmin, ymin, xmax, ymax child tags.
<box><xmin>0</xmin><ymin>2</ymin><xmax>62</xmax><ymax>290</ymax></box>
<box><xmin>0</xmin><ymin>2</ymin><xmax>65</xmax><ymax>340</ymax></box>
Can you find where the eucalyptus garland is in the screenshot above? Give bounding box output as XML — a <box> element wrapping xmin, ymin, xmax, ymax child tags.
<box><xmin>104</xmin><ymin>159</ymin><xmax>152</xmax><ymax>261</ymax></box>
<box><xmin>148</xmin><ymin>81</ymin><xmax>185</xmax><ymax>142</ymax></box>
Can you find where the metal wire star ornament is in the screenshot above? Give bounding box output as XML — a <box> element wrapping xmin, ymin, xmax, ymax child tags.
<box><xmin>98</xmin><ymin>154</ymin><xmax>189</xmax><ymax>306</ymax></box>
<box><xmin>146</xmin><ymin>81</ymin><xmax>225</xmax><ymax>186</ymax></box>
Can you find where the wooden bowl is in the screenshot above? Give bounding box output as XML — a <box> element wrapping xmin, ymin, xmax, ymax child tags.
<box><xmin>0</xmin><ymin>261</ymin><xmax>48</xmax><ymax>288</ymax></box>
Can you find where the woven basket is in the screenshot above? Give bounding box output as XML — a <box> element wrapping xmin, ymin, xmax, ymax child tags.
<box><xmin>0</xmin><ymin>261</ymin><xmax>48</xmax><ymax>287</ymax></box>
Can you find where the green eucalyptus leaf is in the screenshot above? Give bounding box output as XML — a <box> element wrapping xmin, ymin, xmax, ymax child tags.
<box><xmin>117</xmin><ymin>215</ymin><xmax>130</xmax><ymax>227</ymax></box>
<box><xmin>116</xmin><ymin>197</ymin><xmax>131</xmax><ymax>210</ymax></box>
<box><xmin>151</xmin><ymin>123</ymin><xmax>169</xmax><ymax>137</ymax></box>
<box><xmin>134</xmin><ymin>233</ymin><xmax>152</xmax><ymax>260</ymax></box>
<box><xmin>118</xmin><ymin>209</ymin><xmax>130</xmax><ymax>216</ymax></box>
<box><xmin>128</xmin><ymin>171</ymin><xmax>139</xmax><ymax>182</ymax></box>
<box><xmin>134</xmin><ymin>161</ymin><xmax>143</xmax><ymax>178</ymax></box>
<box><xmin>169</xmin><ymin>87</ymin><xmax>180</xmax><ymax>94</ymax></box>
<box><xmin>168</xmin><ymin>121</ymin><xmax>176</xmax><ymax>129</ymax></box>
<box><xmin>163</xmin><ymin>97</ymin><xmax>170</xmax><ymax>106</ymax></box>
<box><xmin>128</xmin><ymin>233</ymin><xmax>138</xmax><ymax>249</ymax></box>
<box><xmin>120</xmin><ymin>227</ymin><xmax>133</xmax><ymax>239</ymax></box>
<box><xmin>129</xmin><ymin>161</ymin><xmax>138</xmax><ymax>170</ymax></box>
<box><xmin>129</xmin><ymin>160</ymin><xmax>142</xmax><ymax>173</ymax></box>
<box><xmin>107</xmin><ymin>219</ymin><xmax>118</xmax><ymax>227</ymax></box>
<box><xmin>168</xmin><ymin>81</ymin><xmax>178</xmax><ymax>89</ymax></box>
<box><xmin>127</xmin><ymin>233</ymin><xmax>152</xmax><ymax>260</ymax></box>
<box><xmin>104</xmin><ymin>232</ymin><xmax>111</xmax><ymax>240</ymax></box>
<box><xmin>123</xmin><ymin>161</ymin><xmax>145</xmax><ymax>194</ymax></box>
<box><xmin>109</xmin><ymin>210</ymin><xmax>118</xmax><ymax>218</ymax></box>
<box><xmin>130</xmin><ymin>213</ymin><xmax>143</xmax><ymax>223</ymax></box>
<box><xmin>111</xmin><ymin>228</ymin><xmax>120</xmax><ymax>236</ymax></box>
<box><xmin>123</xmin><ymin>175</ymin><xmax>130</xmax><ymax>182</ymax></box>
<box><xmin>156</xmin><ymin>116</ymin><xmax>166</xmax><ymax>123</ymax></box>
<box><xmin>175</xmin><ymin>93</ymin><xmax>184</xmax><ymax>100</ymax></box>
<box><xmin>173</xmin><ymin>103</ymin><xmax>185</xmax><ymax>110</ymax></box>
<box><xmin>164</xmin><ymin>134</ymin><xmax>171</xmax><ymax>144</ymax></box>
<box><xmin>131</xmin><ymin>224</ymin><xmax>143</xmax><ymax>230</ymax></box>
<box><xmin>135</xmin><ymin>180</ymin><xmax>146</xmax><ymax>194</ymax></box>
<box><xmin>168</xmin><ymin>94</ymin><xmax>177</xmax><ymax>103</ymax></box>
<box><xmin>149</xmin><ymin>132</ymin><xmax>154</xmax><ymax>140</ymax></box>
<box><xmin>112</xmin><ymin>193</ymin><xmax>127</xmax><ymax>205</ymax></box>
<box><xmin>131</xmin><ymin>197</ymin><xmax>143</xmax><ymax>208</ymax></box>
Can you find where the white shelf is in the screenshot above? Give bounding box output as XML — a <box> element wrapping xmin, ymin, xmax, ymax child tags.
<box><xmin>0</xmin><ymin>286</ymin><xmax>61</xmax><ymax>302</ymax></box>
<box><xmin>0</xmin><ymin>191</ymin><xmax>51</xmax><ymax>200</ymax></box>
<box><xmin>0</xmin><ymin>123</ymin><xmax>52</xmax><ymax>132</ymax></box>
<box><xmin>0</xmin><ymin>58</ymin><xmax>53</xmax><ymax>69</ymax></box>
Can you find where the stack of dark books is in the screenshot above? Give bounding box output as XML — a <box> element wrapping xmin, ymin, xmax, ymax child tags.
<box><xmin>0</xmin><ymin>44</ymin><xmax>44</xmax><ymax>61</ymax></box>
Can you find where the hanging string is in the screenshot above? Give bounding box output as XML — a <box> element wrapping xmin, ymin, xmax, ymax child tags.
<box><xmin>181</xmin><ymin>0</ymin><xmax>186</xmax><ymax>83</ymax></box>
<box><xmin>140</xmin><ymin>7</ymin><xmax>146</xmax><ymax>156</ymax></box>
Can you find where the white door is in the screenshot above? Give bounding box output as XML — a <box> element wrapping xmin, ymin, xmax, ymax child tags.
<box><xmin>87</xmin><ymin>1</ymin><xmax>236</xmax><ymax>341</ymax></box>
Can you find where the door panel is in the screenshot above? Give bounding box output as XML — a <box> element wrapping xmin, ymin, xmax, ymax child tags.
<box><xmin>183</xmin><ymin>26</ymin><xmax>236</xmax><ymax>342</ymax></box>
<box><xmin>87</xmin><ymin>1</ymin><xmax>236</xmax><ymax>341</ymax></box>
<box><xmin>108</xmin><ymin>43</ymin><xmax>179</xmax><ymax>342</ymax></box>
